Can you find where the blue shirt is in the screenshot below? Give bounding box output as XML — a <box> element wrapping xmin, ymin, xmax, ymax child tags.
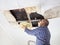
<box><xmin>25</xmin><ymin>26</ymin><xmax>51</xmax><ymax>45</ymax></box>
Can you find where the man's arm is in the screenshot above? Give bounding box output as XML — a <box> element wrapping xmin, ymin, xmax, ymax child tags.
<box><xmin>25</xmin><ymin>27</ymin><xmax>39</xmax><ymax>35</ymax></box>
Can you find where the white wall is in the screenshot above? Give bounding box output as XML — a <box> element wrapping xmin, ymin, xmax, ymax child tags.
<box><xmin>0</xmin><ymin>13</ymin><xmax>36</xmax><ymax>45</ymax></box>
<box><xmin>48</xmin><ymin>18</ymin><xmax>60</xmax><ymax>45</ymax></box>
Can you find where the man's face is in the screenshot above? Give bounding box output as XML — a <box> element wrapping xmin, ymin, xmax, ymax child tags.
<box><xmin>38</xmin><ymin>20</ymin><xmax>45</xmax><ymax>27</ymax></box>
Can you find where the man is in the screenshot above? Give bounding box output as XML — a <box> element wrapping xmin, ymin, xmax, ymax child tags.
<box><xmin>21</xmin><ymin>19</ymin><xmax>51</xmax><ymax>45</ymax></box>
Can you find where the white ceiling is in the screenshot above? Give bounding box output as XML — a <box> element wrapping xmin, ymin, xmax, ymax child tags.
<box><xmin>0</xmin><ymin>0</ymin><xmax>60</xmax><ymax>11</ymax></box>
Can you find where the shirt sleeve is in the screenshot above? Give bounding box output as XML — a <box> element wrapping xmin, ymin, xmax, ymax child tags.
<box><xmin>25</xmin><ymin>27</ymin><xmax>39</xmax><ymax>35</ymax></box>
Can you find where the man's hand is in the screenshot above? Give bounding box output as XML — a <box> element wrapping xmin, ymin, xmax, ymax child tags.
<box><xmin>20</xmin><ymin>22</ymin><xmax>32</xmax><ymax>30</ymax></box>
<box><xmin>21</xmin><ymin>24</ymin><xmax>27</xmax><ymax>29</ymax></box>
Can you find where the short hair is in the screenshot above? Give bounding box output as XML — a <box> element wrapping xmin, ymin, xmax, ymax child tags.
<box><xmin>40</xmin><ymin>19</ymin><xmax>49</xmax><ymax>26</ymax></box>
